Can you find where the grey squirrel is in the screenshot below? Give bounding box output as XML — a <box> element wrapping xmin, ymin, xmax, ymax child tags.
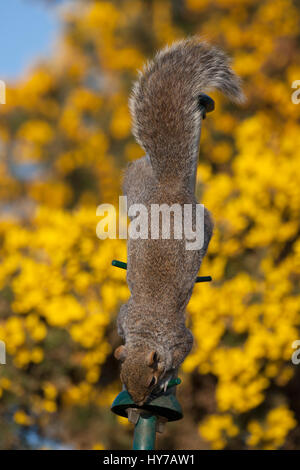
<box><xmin>114</xmin><ymin>37</ymin><xmax>244</xmax><ymax>405</ymax></box>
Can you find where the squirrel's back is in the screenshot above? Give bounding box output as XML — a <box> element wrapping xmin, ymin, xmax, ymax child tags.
<box><xmin>129</xmin><ymin>37</ymin><xmax>244</xmax><ymax>185</ymax></box>
<box><xmin>115</xmin><ymin>39</ymin><xmax>244</xmax><ymax>404</ymax></box>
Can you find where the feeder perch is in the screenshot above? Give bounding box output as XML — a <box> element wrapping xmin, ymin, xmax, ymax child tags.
<box><xmin>112</xmin><ymin>260</ymin><xmax>212</xmax><ymax>283</ymax></box>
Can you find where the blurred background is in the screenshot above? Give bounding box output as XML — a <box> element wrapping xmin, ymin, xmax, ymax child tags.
<box><xmin>0</xmin><ymin>0</ymin><xmax>300</xmax><ymax>450</ymax></box>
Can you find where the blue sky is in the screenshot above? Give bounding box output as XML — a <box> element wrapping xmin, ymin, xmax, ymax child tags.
<box><xmin>0</xmin><ymin>0</ymin><xmax>60</xmax><ymax>81</ymax></box>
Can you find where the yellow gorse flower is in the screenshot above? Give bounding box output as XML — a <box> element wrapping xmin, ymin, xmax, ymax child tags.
<box><xmin>0</xmin><ymin>0</ymin><xmax>299</xmax><ymax>450</ymax></box>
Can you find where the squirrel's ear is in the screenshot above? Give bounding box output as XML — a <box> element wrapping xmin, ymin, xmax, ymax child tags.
<box><xmin>147</xmin><ymin>351</ymin><xmax>158</xmax><ymax>366</ymax></box>
<box><xmin>114</xmin><ymin>345</ymin><xmax>127</xmax><ymax>361</ymax></box>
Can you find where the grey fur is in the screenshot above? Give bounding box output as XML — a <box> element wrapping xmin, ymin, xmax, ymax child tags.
<box><xmin>114</xmin><ymin>37</ymin><xmax>244</xmax><ymax>405</ymax></box>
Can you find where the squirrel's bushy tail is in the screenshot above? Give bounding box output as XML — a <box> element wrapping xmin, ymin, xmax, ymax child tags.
<box><xmin>129</xmin><ymin>38</ymin><xmax>244</xmax><ymax>183</ymax></box>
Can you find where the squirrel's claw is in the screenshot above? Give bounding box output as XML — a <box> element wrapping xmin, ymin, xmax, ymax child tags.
<box><xmin>158</xmin><ymin>377</ymin><xmax>170</xmax><ymax>393</ymax></box>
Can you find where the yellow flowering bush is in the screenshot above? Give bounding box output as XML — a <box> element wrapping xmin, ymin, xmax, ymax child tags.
<box><xmin>0</xmin><ymin>0</ymin><xmax>299</xmax><ymax>449</ymax></box>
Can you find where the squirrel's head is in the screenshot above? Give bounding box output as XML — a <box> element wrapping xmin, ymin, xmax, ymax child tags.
<box><xmin>114</xmin><ymin>345</ymin><xmax>165</xmax><ymax>405</ymax></box>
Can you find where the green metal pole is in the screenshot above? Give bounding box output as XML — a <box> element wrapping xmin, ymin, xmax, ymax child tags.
<box><xmin>133</xmin><ymin>414</ymin><xmax>157</xmax><ymax>450</ymax></box>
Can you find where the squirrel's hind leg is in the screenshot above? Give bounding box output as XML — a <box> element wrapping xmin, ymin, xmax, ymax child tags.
<box><xmin>117</xmin><ymin>303</ymin><xmax>128</xmax><ymax>339</ymax></box>
<box><xmin>123</xmin><ymin>155</ymin><xmax>154</xmax><ymax>207</ymax></box>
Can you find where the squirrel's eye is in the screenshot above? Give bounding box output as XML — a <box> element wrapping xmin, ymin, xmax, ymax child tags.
<box><xmin>149</xmin><ymin>377</ymin><xmax>156</xmax><ymax>388</ymax></box>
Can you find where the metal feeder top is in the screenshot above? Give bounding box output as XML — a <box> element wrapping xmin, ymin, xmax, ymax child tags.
<box><xmin>111</xmin><ymin>380</ymin><xmax>183</xmax><ymax>422</ymax></box>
